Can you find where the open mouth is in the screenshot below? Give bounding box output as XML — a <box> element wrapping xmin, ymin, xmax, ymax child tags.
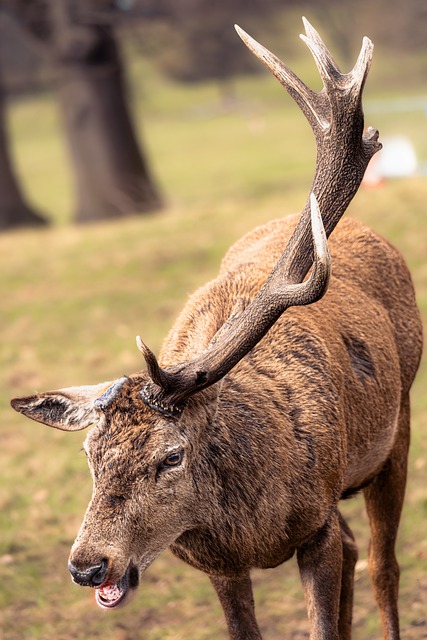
<box><xmin>95</xmin><ymin>565</ymin><xmax>139</xmax><ymax>609</ymax></box>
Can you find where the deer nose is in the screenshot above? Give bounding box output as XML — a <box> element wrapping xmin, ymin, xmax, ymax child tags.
<box><xmin>68</xmin><ymin>558</ymin><xmax>108</xmax><ymax>587</ymax></box>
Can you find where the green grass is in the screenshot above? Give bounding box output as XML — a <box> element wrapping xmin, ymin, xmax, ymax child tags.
<box><xmin>1</xmin><ymin>55</ymin><xmax>427</xmax><ymax>639</ymax></box>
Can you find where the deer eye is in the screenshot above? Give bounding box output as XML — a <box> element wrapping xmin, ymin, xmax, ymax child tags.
<box><xmin>162</xmin><ymin>451</ymin><xmax>183</xmax><ymax>468</ymax></box>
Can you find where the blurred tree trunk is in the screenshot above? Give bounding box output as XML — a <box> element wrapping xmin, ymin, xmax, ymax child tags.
<box><xmin>0</xmin><ymin>85</ymin><xmax>47</xmax><ymax>230</ymax></box>
<box><xmin>50</xmin><ymin>1</ymin><xmax>162</xmax><ymax>222</ymax></box>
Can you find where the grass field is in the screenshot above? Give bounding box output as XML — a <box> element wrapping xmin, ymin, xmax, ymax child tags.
<box><xmin>1</xmin><ymin>46</ymin><xmax>426</xmax><ymax>640</ymax></box>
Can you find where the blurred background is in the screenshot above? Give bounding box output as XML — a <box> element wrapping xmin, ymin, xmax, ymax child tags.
<box><xmin>0</xmin><ymin>1</ymin><xmax>426</xmax><ymax>638</ymax></box>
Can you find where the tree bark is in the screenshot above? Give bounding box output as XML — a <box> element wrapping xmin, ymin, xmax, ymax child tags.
<box><xmin>0</xmin><ymin>86</ymin><xmax>48</xmax><ymax>230</ymax></box>
<box><xmin>51</xmin><ymin>1</ymin><xmax>162</xmax><ymax>223</ymax></box>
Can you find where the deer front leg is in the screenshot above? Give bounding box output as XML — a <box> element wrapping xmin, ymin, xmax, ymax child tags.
<box><xmin>209</xmin><ymin>572</ymin><xmax>262</xmax><ymax>640</ymax></box>
<box><xmin>297</xmin><ymin>510</ymin><xmax>343</xmax><ymax>640</ymax></box>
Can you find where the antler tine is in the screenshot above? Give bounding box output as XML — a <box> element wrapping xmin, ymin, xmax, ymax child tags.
<box><xmin>352</xmin><ymin>36</ymin><xmax>374</xmax><ymax>97</ymax></box>
<box><xmin>234</xmin><ymin>25</ymin><xmax>323</xmax><ymax>132</ymax></box>
<box><xmin>301</xmin><ymin>16</ymin><xmax>325</xmax><ymax>46</ymax></box>
<box><xmin>300</xmin><ymin>17</ymin><xmax>342</xmax><ymax>85</ymax></box>
<box><xmin>136</xmin><ymin>336</ymin><xmax>172</xmax><ymax>391</ymax></box>
<box><xmin>308</xmin><ymin>192</ymin><xmax>331</xmax><ymax>288</ymax></box>
<box><xmin>261</xmin><ymin>193</ymin><xmax>332</xmax><ymax>311</ymax></box>
<box><xmin>263</xmin><ymin>193</ymin><xmax>331</xmax><ymax>304</ymax></box>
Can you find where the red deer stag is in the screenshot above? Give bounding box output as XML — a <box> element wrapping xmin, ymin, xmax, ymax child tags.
<box><xmin>11</xmin><ymin>19</ymin><xmax>422</xmax><ymax>640</ymax></box>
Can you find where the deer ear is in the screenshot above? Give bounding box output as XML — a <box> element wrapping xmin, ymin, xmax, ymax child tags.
<box><xmin>10</xmin><ymin>381</ymin><xmax>118</xmax><ymax>431</ymax></box>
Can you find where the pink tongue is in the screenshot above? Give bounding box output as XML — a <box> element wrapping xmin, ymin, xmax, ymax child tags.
<box><xmin>98</xmin><ymin>583</ymin><xmax>122</xmax><ymax>603</ymax></box>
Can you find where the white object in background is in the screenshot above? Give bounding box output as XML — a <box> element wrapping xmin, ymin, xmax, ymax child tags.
<box><xmin>377</xmin><ymin>136</ymin><xmax>417</xmax><ymax>178</ymax></box>
<box><xmin>363</xmin><ymin>136</ymin><xmax>417</xmax><ymax>187</ymax></box>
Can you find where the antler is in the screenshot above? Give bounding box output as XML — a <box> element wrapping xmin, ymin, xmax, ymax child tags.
<box><xmin>138</xmin><ymin>19</ymin><xmax>381</xmax><ymax>417</ymax></box>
